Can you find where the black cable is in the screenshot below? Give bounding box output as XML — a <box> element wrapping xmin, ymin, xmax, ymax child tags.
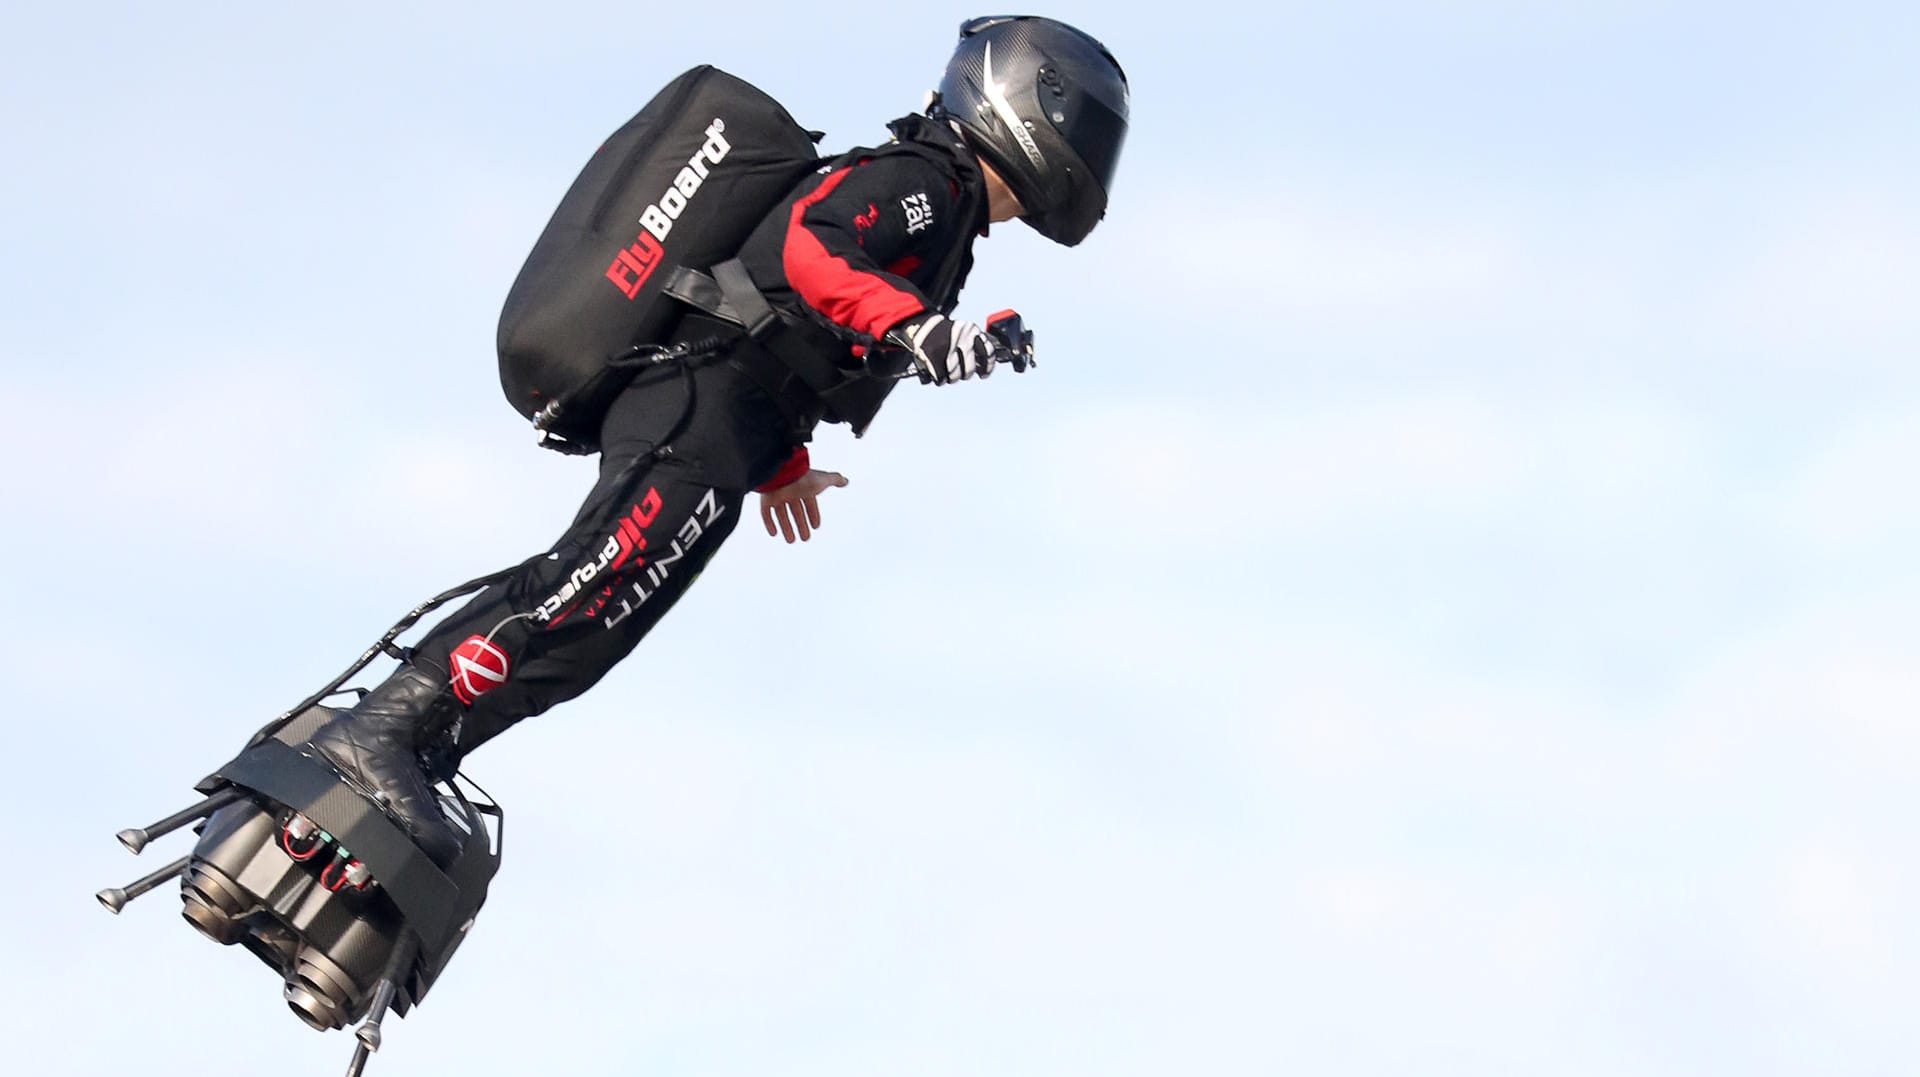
<box><xmin>242</xmin><ymin>561</ymin><xmax>531</xmax><ymax>749</ymax></box>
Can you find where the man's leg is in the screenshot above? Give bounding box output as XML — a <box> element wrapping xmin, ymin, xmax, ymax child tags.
<box><xmin>303</xmin><ymin>360</ymin><xmax>783</xmax><ymax>861</ymax></box>
<box><xmin>425</xmin><ymin>457</ymin><xmax>746</xmax><ymax>750</ymax></box>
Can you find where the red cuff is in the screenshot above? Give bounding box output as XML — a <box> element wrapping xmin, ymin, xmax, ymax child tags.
<box><xmin>754</xmin><ymin>445</ymin><xmax>811</xmax><ymax>492</ymax></box>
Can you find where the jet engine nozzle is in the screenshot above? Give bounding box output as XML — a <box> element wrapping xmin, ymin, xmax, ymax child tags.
<box><xmin>179</xmin><ymin>862</ymin><xmax>252</xmax><ymax>945</ymax></box>
<box><xmin>284</xmin><ymin>946</ymin><xmax>361</xmax><ymax>1031</ymax></box>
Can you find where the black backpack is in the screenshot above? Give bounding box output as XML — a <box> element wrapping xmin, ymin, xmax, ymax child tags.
<box><xmin>496</xmin><ymin>67</ymin><xmax>821</xmax><ymax>449</ymax></box>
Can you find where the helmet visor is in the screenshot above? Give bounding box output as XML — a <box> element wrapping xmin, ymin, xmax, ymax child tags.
<box><xmin>1047</xmin><ymin>85</ymin><xmax>1127</xmax><ymax>201</ymax></box>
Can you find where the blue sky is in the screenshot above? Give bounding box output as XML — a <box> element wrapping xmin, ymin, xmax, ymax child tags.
<box><xmin>3</xmin><ymin>2</ymin><xmax>1915</xmax><ymax>1074</ymax></box>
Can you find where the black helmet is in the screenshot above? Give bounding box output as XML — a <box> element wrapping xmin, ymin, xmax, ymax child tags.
<box><xmin>935</xmin><ymin>15</ymin><xmax>1130</xmax><ymax>246</ymax></box>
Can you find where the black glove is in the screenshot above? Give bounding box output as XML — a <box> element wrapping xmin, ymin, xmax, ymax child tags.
<box><xmin>885</xmin><ymin>312</ymin><xmax>1002</xmax><ymax>384</ymax></box>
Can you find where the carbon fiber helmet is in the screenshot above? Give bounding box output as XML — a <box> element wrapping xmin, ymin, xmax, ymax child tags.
<box><xmin>935</xmin><ymin>15</ymin><xmax>1130</xmax><ymax>246</ymax></box>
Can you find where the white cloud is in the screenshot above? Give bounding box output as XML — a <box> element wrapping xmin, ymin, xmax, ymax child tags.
<box><xmin>1769</xmin><ymin>406</ymin><xmax>1920</xmax><ymax>552</ymax></box>
<box><xmin>1118</xmin><ymin>181</ymin><xmax>1523</xmax><ymax>324</ymax></box>
<box><xmin>1107</xmin><ymin>171</ymin><xmax>1918</xmax><ymax>390</ymax></box>
<box><xmin>1780</xmin><ymin>841</ymin><xmax>1885</xmax><ymax>962</ymax></box>
<box><xmin>1700</xmin><ymin>187</ymin><xmax>1920</xmax><ymax>361</ymax></box>
<box><xmin>999</xmin><ymin>389</ymin><xmax>1718</xmax><ymax>557</ymax></box>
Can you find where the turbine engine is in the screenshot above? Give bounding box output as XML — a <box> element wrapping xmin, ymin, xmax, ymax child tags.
<box><xmin>99</xmin><ymin>705</ymin><xmax>504</xmax><ymax>1076</ymax></box>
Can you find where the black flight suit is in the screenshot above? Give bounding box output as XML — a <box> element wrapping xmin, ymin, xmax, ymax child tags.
<box><xmin>413</xmin><ymin>115</ymin><xmax>989</xmax><ymax>758</ymax></box>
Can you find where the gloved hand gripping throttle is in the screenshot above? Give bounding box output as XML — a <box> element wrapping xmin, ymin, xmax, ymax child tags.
<box><xmin>887</xmin><ymin>312</ymin><xmax>1000</xmax><ymax>384</ymax></box>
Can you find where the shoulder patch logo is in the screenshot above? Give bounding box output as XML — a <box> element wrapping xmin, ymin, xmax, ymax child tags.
<box><xmin>902</xmin><ymin>191</ymin><xmax>934</xmax><ymax>234</ymax></box>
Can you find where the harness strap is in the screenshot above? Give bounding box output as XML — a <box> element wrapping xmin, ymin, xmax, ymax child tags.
<box><xmin>711</xmin><ymin>259</ymin><xmax>782</xmax><ymax>339</ymax></box>
<box><xmin>665</xmin><ymin>260</ymin><xmax>871</xmax><ymax>439</ymax></box>
<box><xmin>665</xmin><ymin>254</ymin><xmax>916</xmax><ymax>439</ymax></box>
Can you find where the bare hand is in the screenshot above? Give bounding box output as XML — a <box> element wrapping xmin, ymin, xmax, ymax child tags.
<box><xmin>758</xmin><ymin>469</ymin><xmax>849</xmax><ymax>543</ymax></box>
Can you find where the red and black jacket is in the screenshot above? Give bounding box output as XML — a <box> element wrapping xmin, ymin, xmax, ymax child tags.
<box><xmin>739</xmin><ymin>113</ymin><xmax>987</xmax><ymax>339</ymax></box>
<box><xmin>733</xmin><ymin>115</ymin><xmax>988</xmax><ymax>487</ymax></box>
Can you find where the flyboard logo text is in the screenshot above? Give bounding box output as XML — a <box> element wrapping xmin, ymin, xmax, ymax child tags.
<box><xmin>605</xmin><ymin>118</ymin><xmax>733</xmax><ymax>299</ymax></box>
<box><xmin>534</xmin><ymin>486</ymin><xmax>728</xmax><ymax>629</ymax></box>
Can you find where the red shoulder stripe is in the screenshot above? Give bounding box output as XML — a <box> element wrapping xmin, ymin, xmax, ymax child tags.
<box><xmin>782</xmin><ymin>164</ymin><xmax>927</xmax><ymax>339</ymax></box>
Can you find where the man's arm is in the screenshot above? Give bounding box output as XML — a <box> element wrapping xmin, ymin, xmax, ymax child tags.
<box><xmin>752</xmin><ymin>155</ymin><xmax>966</xmax><ymax>542</ymax></box>
<box><xmin>780</xmin><ymin>154</ymin><xmax>963</xmax><ymax>338</ymax></box>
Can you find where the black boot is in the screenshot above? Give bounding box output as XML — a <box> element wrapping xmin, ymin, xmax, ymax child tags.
<box><xmin>303</xmin><ymin>665</ymin><xmax>465</xmax><ymax>867</ymax></box>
